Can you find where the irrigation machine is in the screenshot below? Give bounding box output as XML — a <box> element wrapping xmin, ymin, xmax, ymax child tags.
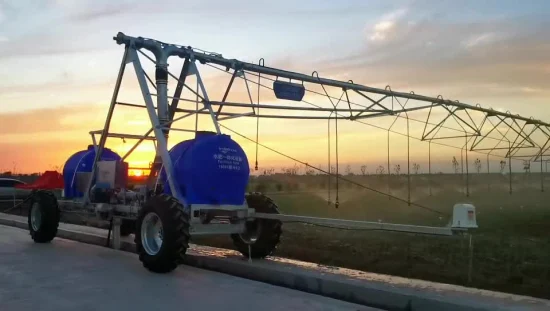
<box><xmin>25</xmin><ymin>32</ymin><xmax>526</xmax><ymax>274</ymax></box>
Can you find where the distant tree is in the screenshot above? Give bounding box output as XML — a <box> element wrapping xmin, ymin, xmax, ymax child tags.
<box><xmin>376</xmin><ymin>165</ymin><xmax>385</xmax><ymax>176</ymax></box>
<box><xmin>292</xmin><ymin>164</ymin><xmax>300</xmax><ymax>175</ymax></box>
<box><xmin>393</xmin><ymin>164</ymin><xmax>401</xmax><ymax>176</ymax></box>
<box><xmin>499</xmin><ymin>160</ymin><xmax>506</xmax><ymax>173</ymax></box>
<box><xmin>523</xmin><ymin>160</ymin><xmax>530</xmax><ymax>174</ymax></box>
<box><xmin>360</xmin><ymin>165</ymin><xmax>367</xmax><ymax>176</ymax></box>
<box><xmin>412</xmin><ymin>163</ymin><xmax>420</xmax><ymax>174</ymax></box>
<box><xmin>304</xmin><ymin>164</ymin><xmax>315</xmax><ymax>175</ymax></box>
<box><xmin>345</xmin><ymin>165</ymin><xmax>352</xmax><ymax>176</ymax></box>
<box><xmin>281</xmin><ymin>164</ymin><xmax>300</xmax><ymax>175</ymax></box>
<box><xmin>452</xmin><ymin>157</ymin><xmax>459</xmax><ymax>174</ymax></box>
<box><xmin>474</xmin><ymin>158</ymin><xmax>482</xmax><ymax>173</ymax></box>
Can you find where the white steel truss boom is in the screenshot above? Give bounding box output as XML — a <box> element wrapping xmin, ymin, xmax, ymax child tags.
<box><xmin>113</xmin><ymin>32</ymin><xmax>550</xmax><ymax>128</ymax></box>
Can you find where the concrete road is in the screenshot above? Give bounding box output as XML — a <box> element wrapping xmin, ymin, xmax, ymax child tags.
<box><xmin>0</xmin><ymin>225</ymin><xmax>378</xmax><ymax>311</ymax></box>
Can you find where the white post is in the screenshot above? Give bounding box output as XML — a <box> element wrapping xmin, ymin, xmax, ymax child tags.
<box><xmin>112</xmin><ymin>217</ymin><xmax>121</xmax><ymax>250</ymax></box>
<box><xmin>468</xmin><ymin>233</ymin><xmax>474</xmax><ymax>283</ymax></box>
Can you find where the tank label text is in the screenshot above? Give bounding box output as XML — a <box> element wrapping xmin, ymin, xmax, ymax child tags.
<box><xmin>214</xmin><ymin>147</ymin><xmax>243</xmax><ymax>171</ymax></box>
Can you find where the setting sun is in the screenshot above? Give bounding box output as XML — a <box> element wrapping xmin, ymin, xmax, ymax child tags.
<box><xmin>129</xmin><ymin>169</ymin><xmax>145</xmax><ymax>177</ymax></box>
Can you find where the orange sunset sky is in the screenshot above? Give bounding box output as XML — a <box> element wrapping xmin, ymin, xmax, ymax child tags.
<box><xmin>1</xmin><ymin>0</ymin><xmax>549</xmax><ymax>175</ymax></box>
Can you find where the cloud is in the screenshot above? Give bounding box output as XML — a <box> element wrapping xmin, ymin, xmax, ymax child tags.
<box><xmin>370</xmin><ymin>21</ymin><xmax>395</xmax><ymax>41</ymax></box>
<box><xmin>63</xmin><ymin>1</ymin><xmax>137</xmax><ymax>22</ymax></box>
<box><xmin>314</xmin><ymin>13</ymin><xmax>550</xmax><ymax>101</ymax></box>
<box><xmin>368</xmin><ymin>8</ymin><xmax>408</xmax><ymax>42</ymax></box>
<box><xmin>0</xmin><ymin>32</ymin><xmax>112</xmax><ymax>60</ymax></box>
<box><xmin>0</xmin><ymin>104</ymin><xmax>104</xmax><ymax>135</ymax></box>
<box><xmin>462</xmin><ymin>32</ymin><xmax>502</xmax><ymax>49</ymax></box>
<box><xmin>0</xmin><ymin>4</ymin><xmax>4</xmax><ymax>24</ymax></box>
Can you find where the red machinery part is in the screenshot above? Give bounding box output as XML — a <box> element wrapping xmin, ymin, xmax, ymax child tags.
<box><xmin>15</xmin><ymin>171</ymin><xmax>64</xmax><ymax>190</ymax></box>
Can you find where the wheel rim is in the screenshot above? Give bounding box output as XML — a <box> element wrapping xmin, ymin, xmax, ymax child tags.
<box><xmin>240</xmin><ymin>220</ymin><xmax>261</xmax><ymax>245</ymax></box>
<box><xmin>141</xmin><ymin>212</ymin><xmax>163</xmax><ymax>256</ymax></box>
<box><xmin>30</xmin><ymin>202</ymin><xmax>42</xmax><ymax>231</ymax></box>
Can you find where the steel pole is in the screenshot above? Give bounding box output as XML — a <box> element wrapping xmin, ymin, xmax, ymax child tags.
<box><xmin>83</xmin><ymin>45</ymin><xmax>129</xmax><ymax>205</ymax></box>
<box><xmin>428</xmin><ymin>141</ymin><xmax>432</xmax><ymax>196</ymax></box>
<box><xmin>327</xmin><ymin>113</ymin><xmax>332</xmax><ymax>204</ymax></box>
<box><xmin>461</xmin><ymin>147</ymin><xmax>464</xmax><ymax>195</ymax></box>
<box><xmin>487</xmin><ymin>154</ymin><xmax>491</xmax><ymax>191</ymax></box>
<box><xmin>508</xmin><ymin>141</ymin><xmax>512</xmax><ymax>194</ymax></box>
<box><xmin>387</xmin><ymin>130</ymin><xmax>391</xmax><ymax>200</ymax></box>
<box><xmin>541</xmin><ymin>150</ymin><xmax>544</xmax><ymax>192</ymax></box>
<box><xmin>465</xmin><ymin>135</ymin><xmax>469</xmax><ymax>197</ymax></box>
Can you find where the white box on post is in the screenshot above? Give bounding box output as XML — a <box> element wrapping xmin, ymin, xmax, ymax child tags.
<box><xmin>97</xmin><ymin>161</ymin><xmax>116</xmax><ymax>189</ymax></box>
<box><xmin>451</xmin><ymin>203</ymin><xmax>478</xmax><ymax>229</ymax></box>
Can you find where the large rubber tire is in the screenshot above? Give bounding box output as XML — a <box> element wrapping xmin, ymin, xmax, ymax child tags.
<box><xmin>28</xmin><ymin>190</ymin><xmax>60</xmax><ymax>243</ymax></box>
<box><xmin>120</xmin><ymin>219</ymin><xmax>135</xmax><ymax>237</ymax></box>
<box><xmin>231</xmin><ymin>193</ymin><xmax>282</xmax><ymax>258</ymax></box>
<box><xmin>134</xmin><ymin>194</ymin><xmax>190</xmax><ymax>273</ymax></box>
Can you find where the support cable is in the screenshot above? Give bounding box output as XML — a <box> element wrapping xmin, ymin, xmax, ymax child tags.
<box><xmin>220</xmin><ymin>123</ymin><xmax>449</xmax><ymax>217</ymax></box>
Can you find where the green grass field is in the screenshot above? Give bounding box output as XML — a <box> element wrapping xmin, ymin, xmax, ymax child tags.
<box><xmin>194</xmin><ymin>173</ymin><xmax>550</xmax><ymax>299</ymax></box>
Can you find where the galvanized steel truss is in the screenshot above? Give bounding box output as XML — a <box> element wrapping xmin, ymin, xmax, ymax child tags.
<box><xmin>90</xmin><ymin>32</ymin><xmax>550</xmax><ymax>211</ymax></box>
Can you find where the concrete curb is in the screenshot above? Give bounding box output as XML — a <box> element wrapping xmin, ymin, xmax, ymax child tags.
<box><xmin>1</xmin><ymin>214</ymin><xmax>547</xmax><ymax>311</ymax></box>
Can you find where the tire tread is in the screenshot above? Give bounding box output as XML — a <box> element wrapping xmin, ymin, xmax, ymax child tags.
<box><xmin>134</xmin><ymin>194</ymin><xmax>190</xmax><ymax>273</ymax></box>
<box><xmin>231</xmin><ymin>192</ymin><xmax>282</xmax><ymax>258</ymax></box>
<box><xmin>28</xmin><ymin>190</ymin><xmax>60</xmax><ymax>243</ymax></box>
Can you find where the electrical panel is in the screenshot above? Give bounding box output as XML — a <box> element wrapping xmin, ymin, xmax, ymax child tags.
<box><xmin>96</xmin><ymin>161</ymin><xmax>128</xmax><ymax>189</ymax></box>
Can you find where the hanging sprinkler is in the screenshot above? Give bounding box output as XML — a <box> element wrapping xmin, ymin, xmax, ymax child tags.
<box><xmin>255</xmin><ymin>58</ymin><xmax>264</xmax><ymax>171</ymax></box>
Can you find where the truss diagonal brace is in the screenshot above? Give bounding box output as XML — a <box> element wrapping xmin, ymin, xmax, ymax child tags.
<box><xmin>496</xmin><ymin>116</ymin><xmax>536</xmax><ymax>149</ymax></box>
<box><xmin>353</xmin><ymin>90</ymin><xmax>391</xmax><ymax>113</ymax></box>
<box><xmin>216</xmin><ymin>70</ymin><xmax>238</xmax><ymax>118</ymax></box>
<box><xmin>508</xmin><ymin>123</ymin><xmax>539</xmax><ymax>157</ymax></box>
<box><xmin>168</xmin><ymin>57</ymin><xmax>190</xmax><ymax>126</ymax></box>
<box><xmin>422</xmin><ymin>107</ymin><xmax>457</xmax><ymax>140</ymax></box>
<box><xmin>440</xmin><ymin>105</ymin><xmax>479</xmax><ymax>135</ymax></box>
<box><xmin>470</xmin><ymin>116</ymin><xmax>507</xmax><ymax>150</ymax></box>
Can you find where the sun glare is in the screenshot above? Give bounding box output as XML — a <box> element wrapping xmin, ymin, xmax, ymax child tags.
<box><xmin>129</xmin><ymin>169</ymin><xmax>144</xmax><ymax>177</ymax></box>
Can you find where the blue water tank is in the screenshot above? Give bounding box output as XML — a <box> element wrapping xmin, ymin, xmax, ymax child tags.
<box><xmin>160</xmin><ymin>132</ymin><xmax>250</xmax><ymax>205</ymax></box>
<box><xmin>62</xmin><ymin>145</ymin><xmax>122</xmax><ymax>199</ymax></box>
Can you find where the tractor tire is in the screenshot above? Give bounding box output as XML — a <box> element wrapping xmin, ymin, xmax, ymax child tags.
<box><xmin>231</xmin><ymin>193</ymin><xmax>282</xmax><ymax>258</ymax></box>
<box><xmin>120</xmin><ymin>219</ymin><xmax>135</xmax><ymax>237</ymax></box>
<box><xmin>134</xmin><ymin>194</ymin><xmax>190</xmax><ymax>273</ymax></box>
<box><xmin>28</xmin><ymin>190</ymin><xmax>60</xmax><ymax>243</ymax></box>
